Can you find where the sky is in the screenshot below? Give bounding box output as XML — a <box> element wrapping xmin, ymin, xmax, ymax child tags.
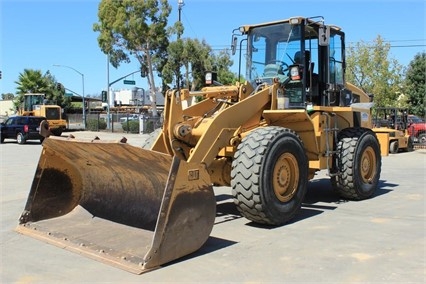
<box><xmin>1</xmin><ymin>0</ymin><xmax>425</xmax><ymax>97</ymax></box>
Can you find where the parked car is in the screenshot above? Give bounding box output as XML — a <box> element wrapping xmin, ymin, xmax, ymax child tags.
<box><xmin>120</xmin><ymin>114</ymin><xmax>139</xmax><ymax>123</ymax></box>
<box><xmin>407</xmin><ymin>114</ymin><xmax>425</xmax><ymax>124</ymax></box>
<box><xmin>0</xmin><ymin>116</ymin><xmax>46</xmax><ymax>144</ymax></box>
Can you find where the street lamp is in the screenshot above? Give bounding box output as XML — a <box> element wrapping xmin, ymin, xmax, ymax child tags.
<box><xmin>178</xmin><ymin>0</ymin><xmax>185</xmax><ymax>23</ymax></box>
<box><xmin>53</xmin><ymin>64</ymin><xmax>86</xmax><ymax>129</ymax></box>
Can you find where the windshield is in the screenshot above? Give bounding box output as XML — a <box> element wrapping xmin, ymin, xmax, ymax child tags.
<box><xmin>24</xmin><ymin>94</ymin><xmax>44</xmax><ymax>111</ymax></box>
<box><xmin>246</xmin><ymin>23</ymin><xmax>302</xmax><ymax>83</ymax></box>
<box><xmin>409</xmin><ymin>115</ymin><xmax>424</xmax><ymax>123</ymax></box>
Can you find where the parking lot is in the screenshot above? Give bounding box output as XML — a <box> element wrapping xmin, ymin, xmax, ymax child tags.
<box><xmin>1</xmin><ymin>131</ymin><xmax>425</xmax><ymax>283</ymax></box>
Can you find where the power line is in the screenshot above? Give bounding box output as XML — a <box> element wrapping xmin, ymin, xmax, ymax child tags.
<box><xmin>389</xmin><ymin>44</ymin><xmax>426</xmax><ymax>48</ymax></box>
<box><xmin>208</xmin><ymin>44</ymin><xmax>426</xmax><ymax>52</ymax></box>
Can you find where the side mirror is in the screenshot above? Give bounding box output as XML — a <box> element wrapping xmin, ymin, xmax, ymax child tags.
<box><xmin>319</xmin><ymin>24</ymin><xmax>330</xmax><ymax>46</ymax></box>
<box><xmin>231</xmin><ymin>36</ymin><xmax>238</xmax><ymax>55</ymax></box>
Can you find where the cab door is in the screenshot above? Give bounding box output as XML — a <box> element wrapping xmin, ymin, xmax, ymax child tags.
<box><xmin>4</xmin><ymin>117</ymin><xmax>18</xmax><ymax>138</ymax></box>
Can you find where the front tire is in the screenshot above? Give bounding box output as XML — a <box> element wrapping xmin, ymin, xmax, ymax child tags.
<box><xmin>231</xmin><ymin>126</ymin><xmax>308</xmax><ymax>225</ymax></box>
<box><xmin>389</xmin><ymin>140</ymin><xmax>399</xmax><ymax>154</ymax></box>
<box><xmin>332</xmin><ymin>127</ymin><xmax>381</xmax><ymax>200</ymax></box>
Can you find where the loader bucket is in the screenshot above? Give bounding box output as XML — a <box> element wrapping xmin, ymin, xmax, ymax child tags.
<box><xmin>16</xmin><ymin>136</ymin><xmax>216</xmax><ymax>274</ymax></box>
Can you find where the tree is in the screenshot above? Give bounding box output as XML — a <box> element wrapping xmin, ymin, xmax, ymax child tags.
<box><xmin>1</xmin><ymin>93</ymin><xmax>15</xmax><ymax>100</ymax></box>
<box><xmin>345</xmin><ymin>35</ymin><xmax>405</xmax><ymax>107</ymax></box>
<box><xmin>182</xmin><ymin>39</ymin><xmax>213</xmax><ymax>91</ymax></box>
<box><xmin>211</xmin><ymin>49</ymin><xmax>237</xmax><ymax>85</ymax></box>
<box><xmin>163</xmin><ymin>38</ymin><xmax>237</xmax><ymax>91</ymax></box>
<box><xmin>93</xmin><ymin>0</ymin><xmax>172</xmax><ymax>116</ymax></box>
<box><xmin>44</xmin><ymin>71</ymin><xmax>72</xmax><ymax>110</ymax></box>
<box><xmin>405</xmin><ymin>52</ymin><xmax>425</xmax><ymax>117</ymax></box>
<box><xmin>13</xmin><ymin>69</ymin><xmax>72</xmax><ymax>111</ymax></box>
<box><xmin>15</xmin><ymin>69</ymin><xmax>50</xmax><ymax>95</ymax></box>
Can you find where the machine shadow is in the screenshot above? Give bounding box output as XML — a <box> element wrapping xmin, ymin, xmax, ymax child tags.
<box><xmin>162</xmin><ymin>237</ymin><xmax>237</xmax><ymax>268</ymax></box>
<box><xmin>167</xmin><ymin>177</ymin><xmax>397</xmax><ymax>267</ymax></box>
<box><xmin>213</xmin><ymin>177</ymin><xmax>396</xmax><ymax>228</ymax></box>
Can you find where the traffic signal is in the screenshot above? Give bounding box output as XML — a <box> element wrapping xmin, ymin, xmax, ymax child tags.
<box><xmin>101</xmin><ymin>91</ymin><xmax>107</xmax><ymax>102</ymax></box>
<box><xmin>0</xmin><ymin>70</ymin><xmax>2</xmax><ymax>79</ymax></box>
<box><xmin>140</xmin><ymin>65</ymin><xmax>147</xmax><ymax>78</ymax></box>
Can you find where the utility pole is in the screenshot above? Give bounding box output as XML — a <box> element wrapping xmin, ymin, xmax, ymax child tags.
<box><xmin>177</xmin><ymin>0</ymin><xmax>185</xmax><ymax>92</ymax></box>
<box><xmin>106</xmin><ymin>54</ymin><xmax>111</xmax><ymax>130</ymax></box>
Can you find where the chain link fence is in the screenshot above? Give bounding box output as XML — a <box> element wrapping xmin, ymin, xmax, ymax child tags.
<box><xmin>66</xmin><ymin>112</ymin><xmax>162</xmax><ymax>134</ymax></box>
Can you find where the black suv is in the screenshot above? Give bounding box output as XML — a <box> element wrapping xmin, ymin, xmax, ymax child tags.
<box><xmin>0</xmin><ymin>116</ymin><xmax>46</xmax><ymax>144</ymax></box>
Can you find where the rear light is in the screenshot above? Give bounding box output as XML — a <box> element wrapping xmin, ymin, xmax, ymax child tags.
<box><xmin>24</xmin><ymin>125</ymin><xmax>29</xmax><ymax>133</ymax></box>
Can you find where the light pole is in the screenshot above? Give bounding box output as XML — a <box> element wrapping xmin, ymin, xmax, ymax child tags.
<box><xmin>178</xmin><ymin>0</ymin><xmax>184</xmax><ymax>24</ymax></box>
<box><xmin>53</xmin><ymin>64</ymin><xmax>86</xmax><ymax>129</ymax></box>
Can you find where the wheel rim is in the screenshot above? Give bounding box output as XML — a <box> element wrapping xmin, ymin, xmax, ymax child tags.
<box><xmin>17</xmin><ymin>134</ymin><xmax>22</xmax><ymax>143</ymax></box>
<box><xmin>360</xmin><ymin>146</ymin><xmax>377</xmax><ymax>183</ymax></box>
<box><xmin>272</xmin><ymin>152</ymin><xmax>299</xmax><ymax>202</ymax></box>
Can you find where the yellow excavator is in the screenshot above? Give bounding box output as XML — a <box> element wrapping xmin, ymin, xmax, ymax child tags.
<box><xmin>16</xmin><ymin>16</ymin><xmax>382</xmax><ymax>274</ymax></box>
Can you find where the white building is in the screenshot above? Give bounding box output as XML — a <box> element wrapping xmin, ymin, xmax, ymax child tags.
<box><xmin>107</xmin><ymin>88</ymin><xmax>165</xmax><ymax>107</ymax></box>
<box><xmin>0</xmin><ymin>100</ymin><xmax>15</xmax><ymax>116</ymax></box>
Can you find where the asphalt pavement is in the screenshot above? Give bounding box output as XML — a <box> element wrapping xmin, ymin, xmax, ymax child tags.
<box><xmin>1</xmin><ymin>131</ymin><xmax>425</xmax><ymax>283</ymax></box>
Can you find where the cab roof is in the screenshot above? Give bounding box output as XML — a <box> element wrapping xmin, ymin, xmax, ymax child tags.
<box><xmin>239</xmin><ymin>16</ymin><xmax>342</xmax><ymax>34</ymax></box>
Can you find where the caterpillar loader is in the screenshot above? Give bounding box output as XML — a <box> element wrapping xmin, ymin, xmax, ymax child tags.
<box><xmin>16</xmin><ymin>16</ymin><xmax>382</xmax><ymax>274</ymax></box>
<box><xmin>19</xmin><ymin>93</ymin><xmax>67</xmax><ymax>136</ymax></box>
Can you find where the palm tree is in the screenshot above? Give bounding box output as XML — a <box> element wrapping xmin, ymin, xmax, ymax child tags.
<box><xmin>15</xmin><ymin>69</ymin><xmax>50</xmax><ymax>95</ymax></box>
<box><xmin>14</xmin><ymin>69</ymin><xmax>71</xmax><ymax>111</ymax></box>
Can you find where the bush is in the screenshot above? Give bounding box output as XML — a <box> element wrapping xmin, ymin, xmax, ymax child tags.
<box><xmin>86</xmin><ymin>118</ymin><xmax>107</xmax><ymax>131</ymax></box>
<box><xmin>145</xmin><ymin>119</ymin><xmax>155</xmax><ymax>133</ymax></box>
<box><xmin>121</xmin><ymin>120</ymin><xmax>139</xmax><ymax>133</ymax></box>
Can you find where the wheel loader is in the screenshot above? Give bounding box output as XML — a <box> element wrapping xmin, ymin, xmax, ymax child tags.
<box><xmin>16</xmin><ymin>16</ymin><xmax>382</xmax><ymax>274</ymax></box>
<box><xmin>19</xmin><ymin>93</ymin><xmax>67</xmax><ymax>136</ymax></box>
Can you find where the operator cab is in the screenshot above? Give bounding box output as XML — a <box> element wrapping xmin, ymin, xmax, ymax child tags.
<box><xmin>232</xmin><ymin>16</ymin><xmax>348</xmax><ymax>108</ymax></box>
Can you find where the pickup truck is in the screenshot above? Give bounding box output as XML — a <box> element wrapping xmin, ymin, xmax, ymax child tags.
<box><xmin>407</xmin><ymin>115</ymin><xmax>426</xmax><ymax>144</ymax></box>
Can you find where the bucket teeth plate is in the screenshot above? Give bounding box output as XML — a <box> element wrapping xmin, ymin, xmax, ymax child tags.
<box><xmin>16</xmin><ymin>137</ymin><xmax>216</xmax><ymax>274</ymax></box>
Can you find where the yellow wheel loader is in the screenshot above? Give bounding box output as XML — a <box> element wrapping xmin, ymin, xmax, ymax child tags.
<box><xmin>19</xmin><ymin>93</ymin><xmax>67</xmax><ymax>136</ymax></box>
<box><xmin>17</xmin><ymin>16</ymin><xmax>382</xmax><ymax>274</ymax></box>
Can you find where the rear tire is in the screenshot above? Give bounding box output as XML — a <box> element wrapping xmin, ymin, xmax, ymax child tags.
<box><xmin>51</xmin><ymin>128</ymin><xmax>63</xmax><ymax>136</ymax></box>
<box><xmin>17</xmin><ymin>133</ymin><xmax>26</xmax><ymax>144</ymax></box>
<box><xmin>331</xmin><ymin>127</ymin><xmax>381</xmax><ymax>200</ymax></box>
<box><xmin>231</xmin><ymin>126</ymin><xmax>308</xmax><ymax>225</ymax></box>
<box><xmin>389</xmin><ymin>140</ymin><xmax>399</xmax><ymax>154</ymax></box>
<box><xmin>418</xmin><ymin>133</ymin><xmax>426</xmax><ymax>144</ymax></box>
